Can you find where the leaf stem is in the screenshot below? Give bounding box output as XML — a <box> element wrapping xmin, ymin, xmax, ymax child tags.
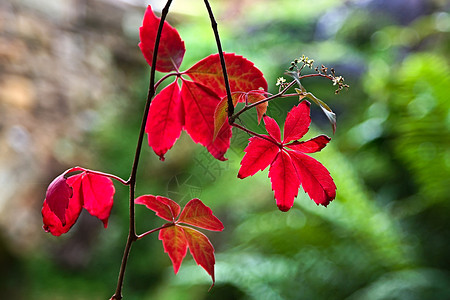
<box><xmin>84</xmin><ymin>169</ymin><xmax>129</xmax><ymax>185</ymax></box>
<box><xmin>111</xmin><ymin>1</ymin><xmax>173</xmax><ymax>299</ymax></box>
<box><xmin>231</xmin><ymin>123</ymin><xmax>280</xmax><ymax>147</ymax></box>
<box><xmin>232</xmin><ymin>80</ymin><xmax>296</xmax><ymax>121</ymax></box>
<box><xmin>155</xmin><ymin>72</ymin><xmax>179</xmax><ymax>90</ymax></box>
<box><xmin>136</xmin><ymin>223</ymin><xmax>175</xmax><ymax>240</ymax></box>
<box><xmin>203</xmin><ymin>0</ymin><xmax>234</xmax><ymax>119</ymax></box>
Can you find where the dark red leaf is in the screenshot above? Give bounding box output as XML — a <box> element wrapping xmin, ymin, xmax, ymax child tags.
<box><xmin>268</xmin><ymin>151</ymin><xmax>300</xmax><ymax>212</ymax></box>
<box><xmin>186</xmin><ymin>53</ymin><xmax>268</xmax><ymax>97</ymax></box>
<box><xmin>181</xmin><ymin>80</ymin><xmax>229</xmax><ymax>160</ymax></box>
<box><xmin>42</xmin><ymin>173</ymin><xmax>83</xmax><ymax>236</ymax></box>
<box><xmin>283</xmin><ymin>101</ymin><xmax>311</xmax><ymax>143</ymax></box>
<box><xmin>139</xmin><ymin>5</ymin><xmax>185</xmax><ymax>72</ymax></box>
<box><xmin>159</xmin><ymin>225</ymin><xmax>188</xmax><ymax>274</ymax></box>
<box><xmin>135</xmin><ymin>195</ymin><xmax>181</xmax><ymax>222</ymax></box>
<box><xmin>207</xmin><ymin>122</ymin><xmax>231</xmax><ymax>162</ymax></box>
<box><xmin>181</xmin><ymin>226</ymin><xmax>216</xmax><ymax>285</ymax></box>
<box><xmin>145</xmin><ymin>81</ymin><xmax>183</xmax><ymax>160</ymax></box>
<box><xmin>290</xmin><ymin>151</ymin><xmax>336</xmax><ymax>206</ymax></box>
<box><xmin>44</xmin><ymin>173</ymin><xmax>73</xmax><ymax>226</ymax></box>
<box><xmin>286</xmin><ymin>135</ymin><xmax>330</xmax><ymax>153</ymax></box>
<box><xmin>178</xmin><ymin>199</ymin><xmax>224</xmax><ymax>231</ymax></box>
<box><xmin>238</xmin><ymin>136</ymin><xmax>280</xmax><ymax>178</ymax></box>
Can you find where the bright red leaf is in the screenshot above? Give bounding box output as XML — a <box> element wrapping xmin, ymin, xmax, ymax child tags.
<box><xmin>136</xmin><ymin>196</ymin><xmax>224</xmax><ymax>285</ymax></box>
<box><xmin>42</xmin><ymin>167</ymin><xmax>116</xmax><ymax>236</ymax></box>
<box><xmin>269</xmin><ymin>151</ymin><xmax>300</xmax><ymax>212</ymax></box>
<box><xmin>238</xmin><ymin>101</ymin><xmax>336</xmax><ymax>211</ymax></box>
<box><xmin>139</xmin><ymin>5</ymin><xmax>185</xmax><ymax>72</ymax></box>
<box><xmin>237</xmin><ymin>137</ymin><xmax>279</xmax><ymax>178</ymax></box>
<box><xmin>145</xmin><ymin>81</ymin><xmax>183</xmax><ymax>161</ymax></box>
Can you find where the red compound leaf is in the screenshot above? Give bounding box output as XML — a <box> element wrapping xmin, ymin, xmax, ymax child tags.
<box><xmin>237</xmin><ymin>102</ymin><xmax>336</xmax><ymax>211</ymax></box>
<box><xmin>138</xmin><ymin>196</ymin><xmax>223</xmax><ymax>286</ymax></box>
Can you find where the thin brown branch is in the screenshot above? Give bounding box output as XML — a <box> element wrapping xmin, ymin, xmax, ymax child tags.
<box><xmin>111</xmin><ymin>1</ymin><xmax>173</xmax><ymax>299</ymax></box>
<box><xmin>203</xmin><ymin>0</ymin><xmax>234</xmax><ymax>119</ymax></box>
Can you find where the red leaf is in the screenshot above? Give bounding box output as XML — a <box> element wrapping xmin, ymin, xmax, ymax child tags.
<box><xmin>263</xmin><ymin>115</ymin><xmax>281</xmax><ymax>143</ymax></box>
<box><xmin>181</xmin><ymin>226</ymin><xmax>217</xmax><ymax>285</ymax></box>
<box><xmin>186</xmin><ymin>53</ymin><xmax>268</xmax><ymax>97</ymax></box>
<box><xmin>268</xmin><ymin>151</ymin><xmax>300</xmax><ymax>212</ymax></box>
<box><xmin>145</xmin><ymin>81</ymin><xmax>183</xmax><ymax>160</ymax></box>
<box><xmin>139</xmin><ymin>5</ymin><xmax>185</xmax><ymax>72</ymax></box>
<box><xmin>290</xmin><ymin>151</ymin><xmax>336</xmax><ymax>206</ymax></box>
<box><xmin>207</xmin><ymin>122</ymin><xmax>232</xmax><ymax>162</ymax></box>
<box><xmin>135</xmin><ymin>195</ymin><xmax>181</xmax><ymax>222</ymax></box>
<box><xmin>238</xmin><ymin>137</ymin><xmax>280</xmax><ymax>178</ymax></box>
<box><xmin>159</xmin><ymin>225</ymin><xmax>188</xmax><ymax>274</ymax></box>
<box><xmin>178</xmin><ymin>199</ymin><xmax>224</xmax><ymax>231</ymax></box>
<box><xmin>181</xmin><ymin>80</ymin><xmax>229</xmax><ymax>160</ymax></box>
<box><xmin>283</xmin><ymin>101</ymin><xmax>311</xmax><ymax>143</ymax></box>
<box><xmin>213</xmin><ymin>95</ymin><xmax>239</xmax><ymax>141</ymax></box>
<box><xmin>42</xmin><ymin>173</ymin><xmax>83</xmax><ymax>236</ymax></box>
<box><xmin>286</xmin><ymin>135</ymin><xmax>330</xmax><ymax>153</ymax></box>
<box><xmin>81</xmin><ymin>173</ymin><xmax>115</xmax><ymax>228</ymax></box>
<box><xmin>44</xmin><ymin>173</ymin><xmax>73</xmax><ymax>226</ymax></box>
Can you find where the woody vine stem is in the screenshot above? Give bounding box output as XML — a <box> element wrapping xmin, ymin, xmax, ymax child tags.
<box><xmin>111</xmin><ymin>1</ymin><xmax>174</xmax><ymax>299</ymax></box>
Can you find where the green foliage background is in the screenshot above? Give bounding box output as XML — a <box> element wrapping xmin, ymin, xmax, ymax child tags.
<box><xmin>4</xmin><ymin>0</ymin><xmax>450</xmax><ymax>299</ymax></box>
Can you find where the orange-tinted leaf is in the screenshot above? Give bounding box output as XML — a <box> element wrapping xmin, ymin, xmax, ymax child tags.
<box><xmin>139</xmin><ymin>5</ymin><xmax>185</xmax><ymax>72</ymax></box>
<box><xmin>178</xmin><ymin>199</ymin><xmax>224</xmax><ymax>231</ymax></box>
<box><xmin>181</xmin><ymin>226</ymin><xmax>216</xmax><ymax>285</ymax></box>
<box><xmin>145</xmin><ymin>81</ymin><xmax>183</xmax><ymax>160</ymax></box>
<box><xmin>135</xmin><ymin>195</ymin><xmax>181</xmax><ymax>222</ymax></box>
<box><xmin>247</xmin><ymin>91</ymin><xmax>268</xmax><ymax>124</ymax></box>
<box><xmin>213</xmin><ymin>94</ymin><xmax>239</xmax><ymax>141</ymax></box>
<box><xmin>159</xmin><ymin>225</ymin><xmax>188</xmax><ymax>274</ymax></box>
<box><xmin>186</xmin><ymin>53</ymin><xmax>268</xmax><ymax>97</ymax></box>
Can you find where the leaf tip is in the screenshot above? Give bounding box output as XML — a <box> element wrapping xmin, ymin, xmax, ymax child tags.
<box><xmin>277</xmin><ymin>204</ymin><xmax>292</xmax><ymax>212</ymax></box>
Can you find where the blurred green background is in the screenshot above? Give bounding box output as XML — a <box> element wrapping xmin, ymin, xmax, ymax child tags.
<box><xmin>1</xmin><ymin>0</ymin><xmax>449</xmax><ymax>299</ymax></box>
